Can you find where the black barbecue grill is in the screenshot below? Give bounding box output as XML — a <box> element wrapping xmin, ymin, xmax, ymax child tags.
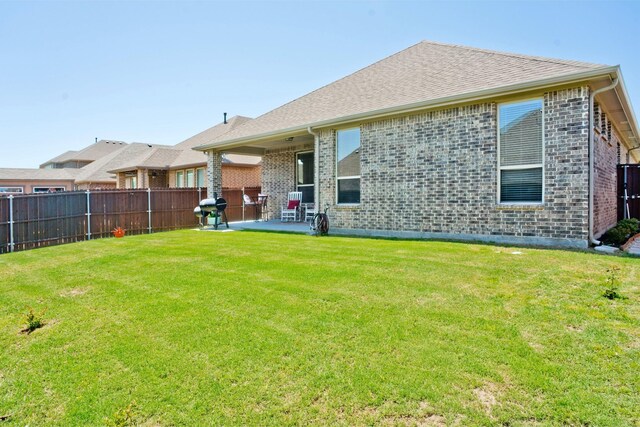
<box><xmin>194</xmin><ymin>193</ymin><xmax>229</xmax><ymax>230</ymax></box>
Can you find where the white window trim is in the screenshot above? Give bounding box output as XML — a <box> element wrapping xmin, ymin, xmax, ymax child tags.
<box><xmin>336</xmin><ymin>128</ymin><xmax>361</xmax><ymax>206</ymax></box>
<box><xmin>0</xmin><ymin>186</ymin><xmax>24</xmax><ymax>194</ymax></box>
<box><xmin>33</xmin><ymin>187</ymin><xmax>66</xmax><ymax>193</ymax></box>
<box><xmin>497</xmin><ymin>98</ymin><xmax>545</xmax><ymax>206</ymax></box>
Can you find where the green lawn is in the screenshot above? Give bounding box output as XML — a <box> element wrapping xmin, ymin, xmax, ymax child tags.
<box><xmin>1</xmin><ymin>230</ymin><xmax>639</xmax><ymax>426</ymax></box>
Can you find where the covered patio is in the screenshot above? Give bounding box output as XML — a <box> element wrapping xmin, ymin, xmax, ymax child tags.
<box><xmin>202</xmin><ymin>131</ymin><xmax>318</xmax><ymax>223</ymax></box>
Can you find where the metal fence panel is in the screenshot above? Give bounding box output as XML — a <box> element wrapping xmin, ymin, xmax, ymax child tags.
<box><xmin>0</xmin><ymin>197</ymin><xmax>9</xmax><ymax>254</ymax></box>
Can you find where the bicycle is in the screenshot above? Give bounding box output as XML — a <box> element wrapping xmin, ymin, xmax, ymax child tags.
<box><xmin>310</xmin><ymin>207</ymin><xmax>329</xmax><ymax>237</ymax></box>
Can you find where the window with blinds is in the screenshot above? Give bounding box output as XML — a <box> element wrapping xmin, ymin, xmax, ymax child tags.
<box><xmin>498</xmin><ymin>99</ymin><xmax>543</xmax><ymax>203</ymax></box>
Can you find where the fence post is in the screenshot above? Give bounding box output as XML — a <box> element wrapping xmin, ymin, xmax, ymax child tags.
<box><xmin>8</xmin><ymin>195</ymin><xmax>14</xmax><ymax>252</ymax></box>
<box><xmin>242</xmin><ymin>187</ymin><xmax>245</xmax><ymax>222</ymax></box>
<box><xmin>147</xmin><ymin>188</ymin><xmax>152</xmax><ymax>234</ymax></box>
<box><xmin>198</xmin><ymin>187</ymin><xmax>202</xmax><ymax>202</ymax></box>
<box><xmin>85</xmin><ymin>190</ymin><xmax>91</xmax><ymax>240</ymax></box>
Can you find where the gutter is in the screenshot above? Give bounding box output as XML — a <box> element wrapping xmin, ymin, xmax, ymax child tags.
<box><xmin>307</xmin><ymin>127</ymin><xmax>320</xmax><ymax>209</ymax></box>
<box><xmin>589</xmin><ymin>77</ymin><xmax>619</xmax><ymax>246</ymax></box>
<box><xmin>195</xmin><ymin>66</ymin><xmax>622</xmax><ymax>152</ymax></box>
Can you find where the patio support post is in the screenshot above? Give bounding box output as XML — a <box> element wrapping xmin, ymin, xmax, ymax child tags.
<box><xmin>147</xmin><ymin>188</ymin><xmax>152</xmax><ymax>234</ymax></box>
<box><xmin>8</xmin><ymin>195</ymin><xmax>14</xmax><ymax>252</ymax></box>
<box><xmin>206</xmin><ymin>150</ymin><xmax>223</xmax><ymax>197</ymax></box>
<box><xmin>85</xmin><ymin>190</ymin><xmax>91</xmax><ymax>241</ymax></box>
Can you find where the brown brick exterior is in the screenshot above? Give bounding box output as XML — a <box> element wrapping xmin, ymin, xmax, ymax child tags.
<box><xmin>222</xmin><ymin>165</ymin><xmax>262</xmax><ymax>189</ymax></box>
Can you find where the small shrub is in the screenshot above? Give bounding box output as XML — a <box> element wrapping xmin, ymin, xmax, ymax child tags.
<box><xmin>22</xmin><ymin>307</ymin><xmax>46</xmax><ymax>334</ymax></box>
<box><xmin>104</xmin><ymin>401</ymin><xmax>137</xmax><ymax>427</ymax></box>
<box><xmin>602</xmin><ymin>266</ymin><xmax>625</xmax><ymax>300</ymax></box>
<box><xmin>601</xmin><ymin>218</ymin><xmax>640</xmax><ymax>246</ymax></box>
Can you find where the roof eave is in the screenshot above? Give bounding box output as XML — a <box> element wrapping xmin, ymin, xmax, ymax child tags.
<box><xmin>193</xmin><ymin>66</ymin><xmax>624</xmax><ymax>152</ymax></box>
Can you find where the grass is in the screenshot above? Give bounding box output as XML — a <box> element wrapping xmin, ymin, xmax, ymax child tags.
<box><xmin>0</xmin><ymin>230</ymin><xmax>639</xmax><ymax>426</ymax></box>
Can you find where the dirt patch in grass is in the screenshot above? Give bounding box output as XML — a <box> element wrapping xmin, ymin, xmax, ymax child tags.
<box><xmin>60</xmin><ymin>287</ymin><xmax>89</xmax><ymax>297</ymax></box>
<box><xmin>473</xmin><ymin>382</ymin><xmax>501</xmax><ymax>416</ymax></box>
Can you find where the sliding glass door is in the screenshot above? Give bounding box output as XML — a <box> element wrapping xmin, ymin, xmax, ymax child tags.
<box><xmin>296</xmin><ymin>151</ymin><xmax>314</xmax><ymax>203</ymax></box>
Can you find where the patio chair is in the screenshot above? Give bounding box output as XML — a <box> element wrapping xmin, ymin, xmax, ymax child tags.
<box><xmin>281</xmin><ymin>191</ymin><xmax>302</xmax><ymax>222</ymax></box>
<box><xmin>243</xmin><ymin>193</ymin><xmax>258</xmax><ymax>220</ymax></box>
<box><xmin>257</xmin><ymin>193</ymin><xmax>268</xmax><ymax>221</ymax></box>
<box><xmin>303</xmin><ymin>203</ymin><xmax>317</xmax><ymax>222</ymax></box>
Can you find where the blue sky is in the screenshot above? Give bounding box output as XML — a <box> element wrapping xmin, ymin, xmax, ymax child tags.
<box><xmin>1</xmin><ymin>0</ymin><xmax>639</xmax><ymax>168</ymax></box>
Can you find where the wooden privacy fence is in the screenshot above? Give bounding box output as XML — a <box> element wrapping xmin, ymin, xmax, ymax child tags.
<box><xmin>618</xmin><ymin>164</ymin><xmax>640</xmax><ymax>221</ymax></box>
<box><xmin>0</xmin><ymin>187</ymin><xmax>261</xmax><ymax>254</ymax></box>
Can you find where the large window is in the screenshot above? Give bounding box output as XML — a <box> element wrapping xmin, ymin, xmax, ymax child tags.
<box><xmin>336</xmin><ymin>128</ymin><xmax>361</xmax><ymax>204</ymax></box>
<box><xmin>196</xmin><ymin>168</ymin><xmax>205</xmax><ymax>188</ymax></box>
<box><xmin>296</xmin><ymin>151</ymin><xmax>314</xmax><ymax>203</ymax></box>
<box><xmin>176</xmin><ymin>171</ymin><xmax>184</xmax><ymax>188</ymax></box>
<box><xmin>498</xmin><ymin>99</ymin><xmax>543</xmax><ymax>204</ymax></box>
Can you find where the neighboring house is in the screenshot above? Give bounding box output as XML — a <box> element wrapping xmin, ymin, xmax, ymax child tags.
<box><xmin>0</xmin><ymin>168</ymin><xmax>80</xmax><ymax>194</ymax></box>
<box><xmin>195</xmin><ymin>41</ymin><xmax>640</xmax><ymax>248</ymax></box>
<box><xmin>40</xmin><ymin>140</ymin><xmax>127</xmax><ymax>169</ymax></box>
<box><xmin>109</xmin><ymin>116</ymin><xmax>261</xmax><ymax>189</ymax></box>
<box><xmin>0</xmin><ymin>140</ymin><xmax>127</xmax><ymax>193</ymax></box>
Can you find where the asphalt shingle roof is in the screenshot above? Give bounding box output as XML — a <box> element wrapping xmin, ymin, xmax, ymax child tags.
<box><xmin>170</xmin><ymin>116</ymin><xmax>252</xmax><ymax>168</ymax></box>
<box><xmin>203</xmin><ymin>40</ymin><xmax>607</xmax><ymax>147</ymax></box>
<box><xmin>40</xmin><ymin>140</ymin><xmax>127</xmax><ymax>167</ymax></box>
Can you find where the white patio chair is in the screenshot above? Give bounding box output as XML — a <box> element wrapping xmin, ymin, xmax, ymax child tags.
<box><xmin>304</xmin><ymin>203</ymin><xmax>317</xmax><ymax>222</ymax></box>
<box><xmin>281</xmin><ymin>191</ymin><xmax>302</xmax><ymax>222</ymax></box>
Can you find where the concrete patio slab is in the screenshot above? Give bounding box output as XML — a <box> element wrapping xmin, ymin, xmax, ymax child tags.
<box><xmin>198</xmin><ymin>220</ymin><xmax>312</xmax><ymax>234</ymax></box>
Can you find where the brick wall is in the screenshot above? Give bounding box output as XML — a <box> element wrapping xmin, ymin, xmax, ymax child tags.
<box><xmin>593</xmin><ymin>104</ymin><xmax>623</xmax><ymax>237</ymax></box>
<box><xmin>207</xmin><ymin>151</ymin><xmax>222</xmax><ymax>197</ymax></box>
<box><xmin>312</xmin><ymin>87</ymin><xmax>590</xmax><ymax>247</ymax></box>
<box><xmin>222</xmin><ymin>165</ymin><xmax>262</xmax><ymax>189</ymax></box>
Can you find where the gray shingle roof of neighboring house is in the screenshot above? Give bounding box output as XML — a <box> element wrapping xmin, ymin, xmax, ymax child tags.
<box><xmin>196</xmin><ymin>40</ymin><xmax>610</xmax><ymax>149</ymax></box>
<box><xmin>42</xmin><ymin>150</ymin><xmax>79</xmax><ymax>164</ymax></box>
<box><xmin>75</xmin><ymin>143</ymin><xmax>171</xmax><ymax>183</ymax></box>
<box><xmin>169</xmin><ymin>116</ymin><xmax>253</xmax><ymax>168</ymax></box>
<box><xmin>0</xmin><ymin>168</ymin><xmax>82</xmax><ymax>181</ymax></box>
<box><xmin>40</xmin><ymin>140</ymin><xmax>128</xmax><ymax>167</ymax></box>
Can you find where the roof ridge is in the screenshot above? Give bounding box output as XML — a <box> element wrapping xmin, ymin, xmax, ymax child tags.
<box><xmin>419</xmin><ymin>40</ymin><xmax>604</xmax><ymax>69</ymax></box>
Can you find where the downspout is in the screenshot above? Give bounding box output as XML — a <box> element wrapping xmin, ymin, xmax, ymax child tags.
<box><xmin>307</xmin><ymin>127</ymin><xmax>320</xmax><ymax>209</ymax></box>
<box><xmin>589</xmin><ymin>77</ymin><xmax>619</xmax><ymax>246</ymax></box>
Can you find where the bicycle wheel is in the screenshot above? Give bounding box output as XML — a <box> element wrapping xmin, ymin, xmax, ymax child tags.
<box><xmin>312</xmin><ymin>213</ymin><xmax>323</xmax><ymax>237</ymax></box>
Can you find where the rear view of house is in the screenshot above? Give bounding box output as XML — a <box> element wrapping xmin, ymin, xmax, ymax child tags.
<box><xmin>195</xmin><ymin>41</ymin><xmax>639</xmax><ymax>248</ymax></box>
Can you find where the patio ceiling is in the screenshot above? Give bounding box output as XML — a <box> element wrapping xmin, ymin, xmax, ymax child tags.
<box><xmin>220</xmin><ymin>133</ymin><xmax>315</xmax><ymax>155</ymax></box>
